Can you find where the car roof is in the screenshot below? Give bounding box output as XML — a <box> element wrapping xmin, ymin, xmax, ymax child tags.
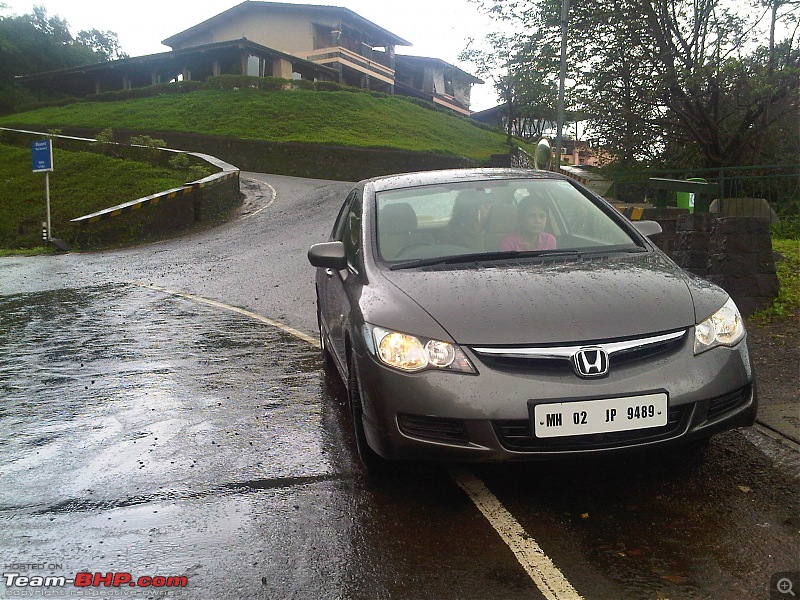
<box><xmin>364</xmin><ymin>168</ymin><xmax>567</xmax><ymax>193</ymax></box>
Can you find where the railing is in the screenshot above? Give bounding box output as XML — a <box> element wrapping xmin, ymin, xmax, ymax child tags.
<box><xmin>304</xmin><ymin>46</ymin><xmax>395</xmax><ymax>84</ymax></box>
<box><xmin>510</xmin><ymin>146</ymin><xmax>534</xmax><ymax>168</ymax></box>
<box><xmin>609</xmin><ymin>165</ymin><xmax>799</xmax><ymax>217</ymax></box>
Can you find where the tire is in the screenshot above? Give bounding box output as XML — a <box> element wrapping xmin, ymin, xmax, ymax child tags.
<box><xmin>347</xmin><ymin>355</ymin><xmax>392</xmax><ymax>474</ymax></box>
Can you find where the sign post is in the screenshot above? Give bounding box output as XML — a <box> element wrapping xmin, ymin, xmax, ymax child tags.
<box><xmin>32</xmin><ymin>140</ymin><xmax>54</xmax><ymax>241</ymax></box>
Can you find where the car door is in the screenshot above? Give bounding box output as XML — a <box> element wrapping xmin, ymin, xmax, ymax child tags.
<box><xmin>321</xmin><ymin>189</ymin><xmax>363</xmax><ymax>370</ymax></box>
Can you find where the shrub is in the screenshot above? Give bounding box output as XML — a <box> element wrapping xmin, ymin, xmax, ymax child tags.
<box><xmin>772</xmin><ymin>216</ymin><xmax>800</xmax><ymax>240</ymax></box>
<box><xmin>129</xmin><ymin>135</ymin><xmax>167</xmax><ymax>166</ymax></box>
<box><xmin>206</xmin><ymin>75</ymin><xmax>283</xmax><ymax>91</ymax></box>
<box><xmin>313</xmin><ymin>80</ymin><xmax>344</xmax><ymax>92</ymax></box>
<box><xmin>88</xmin><ymin>81</ymin><xmax>207</xmax><ymax>103</ymax></box>
<box><xmin>292</xmin><ymin>79</ymin><xmax>316</xmax><ymax>90</ymax></box>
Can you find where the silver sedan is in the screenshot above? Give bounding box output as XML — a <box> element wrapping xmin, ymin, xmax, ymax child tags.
<box><xmin>308</xmin><ymin>169</ymin><xmax>757</xmax><ymax>471</ymax></box>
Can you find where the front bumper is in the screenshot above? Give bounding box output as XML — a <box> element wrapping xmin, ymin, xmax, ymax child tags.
<box><xmin>352</xmin><ymin>332</ymin><xmax>757</xmax><ymax>461</ymax></box>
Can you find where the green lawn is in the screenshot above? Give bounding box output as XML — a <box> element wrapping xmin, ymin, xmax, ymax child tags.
<box><xmin>0</xmin><ymin>143</ymin><xmax>189</xmax><ymax>249</ymax></box>
<box><xmin>0</xmin><ymin>89</ymin><xmax>511</xmax><ymax>161</ymax></box>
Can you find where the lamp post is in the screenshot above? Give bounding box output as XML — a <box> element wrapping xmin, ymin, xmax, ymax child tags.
<box><xmin>554</xmin><ymin>0</ymin><xmax>570</xmax><ymax>171</ymax></box>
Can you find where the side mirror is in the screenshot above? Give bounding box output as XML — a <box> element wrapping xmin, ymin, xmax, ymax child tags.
<box><xmin>633</xmin><ymin>220</ymin><xmax>662</xmax><ymax>238</ymax></box>
<box><xmin>534</xmin><ymin>138</ymin><xmax>552</xmax><ymax>170</ymax></box>
<box><xmin>308</xmin><ymin>241</ymin><xmax>347</xmax><ymax>269</ymax></box>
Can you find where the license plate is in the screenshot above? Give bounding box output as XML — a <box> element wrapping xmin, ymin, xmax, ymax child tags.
<box><xmin>532</xmin><ymin>393</ymin><xmax>668</xmax><ymax>438</ymax></box>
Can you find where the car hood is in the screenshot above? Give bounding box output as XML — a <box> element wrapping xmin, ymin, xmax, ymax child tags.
<box><xmin>380</xmin><ymin>253</ymin><xmax>699</xmax><ymax>345</ymax></box>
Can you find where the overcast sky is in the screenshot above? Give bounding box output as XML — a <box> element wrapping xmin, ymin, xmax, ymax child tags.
<box><xmin>1</xmin><ymin>0</ymin><xmax>503</xmax><ymax>110</ymax></box>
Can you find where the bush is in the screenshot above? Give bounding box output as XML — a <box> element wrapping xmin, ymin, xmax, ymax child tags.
<box><xmin>206</xmin><ymin>75</ymin><xmax>293</xmax><ymax>91</ymax></box>
<box><xmin>88</xmin><ymin>81</ymin><xmax>207</xmax><ymax>103</ymax></box>
<box><xmin>130</xmin><ymin>135</ymin><xmax>167</xmax><ymax>166</ymax></box>
<box><xmin>313</xmin><ymin>80</ymin><xmax>344</xmax><ymax>92</ymax></box>
<box><xmin>292</xmin><ymin>79</ymin><xmax>316</xmax><ymax>90</ymax></box>
<box><xmin>168</xmin><ymin>152</ymin><xmax>213</xmax><ymax>181</ymax></box>
<box><xmin>772</xmin><ymin>216</ymin><xmax>800</xmax><ymax>240</ymax></box>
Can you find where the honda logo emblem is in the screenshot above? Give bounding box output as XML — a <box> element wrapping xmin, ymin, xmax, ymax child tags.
<box><xmin>573</xmin><ymin>347</ymin><xmax>609</xmax><ymax>378</ymax></box>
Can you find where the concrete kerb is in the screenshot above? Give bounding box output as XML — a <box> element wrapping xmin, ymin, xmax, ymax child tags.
<box><xmin>0</xmin><ymin>126</ymin><xmax>241</xmax><ymax>228</ymax></box>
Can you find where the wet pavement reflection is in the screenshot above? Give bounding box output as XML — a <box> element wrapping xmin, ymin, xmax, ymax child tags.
<box><xmin>0</xmin><ymin>284</ymin><xmax>541</xmax><ymax>599</ymax></box>
<box><xmin>1</xmin><ymin>284</ymin><xmax>346</xmax><ymax>597</ymax></box>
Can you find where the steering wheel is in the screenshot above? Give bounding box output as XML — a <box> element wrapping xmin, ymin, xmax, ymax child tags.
<box><xmin>393</xmin><ymin>240</ymin><xmax>435</xmax><ymax>259</ymax></box>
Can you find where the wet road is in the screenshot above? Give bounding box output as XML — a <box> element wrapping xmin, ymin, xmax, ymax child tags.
<box><xmin>1</xmin><ymin>173</ymin><xmax>798</xmax><ymax>599</ymax></box>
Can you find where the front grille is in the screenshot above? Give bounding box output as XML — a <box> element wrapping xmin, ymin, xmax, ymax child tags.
<box><xmin>472</xmin><ymin>330</ymin><xmax>686</xmax><ymax>376</ymax></box>
<box><xmin>706</xmin><ymin>385</ymin><xmax>751</xmax><ymax>420</ymax></box>
<box><xmin>493</xmin><ymin>405</ymin><xmax>690</xmax><ymax>452</ymax></box>
<box><xmin>397</xmin><ymin>413</ymin><xmax>470</xmax><ymax>445</ymax></box>
<box><xmin>609</xmin><ymin>335</ymin><xmax>685</xmax><ymax>367</ymax></box>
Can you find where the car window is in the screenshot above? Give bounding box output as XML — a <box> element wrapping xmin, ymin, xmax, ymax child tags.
<box><xmin>332</xmin><ymin>190</ymin><xmax>357</xmax><ymax>240</ymax></box>
<box><xmin>375</xmin><ymin>178</ymin><xmax>640</xmax><ymax>263</ymax></box>
<box><xmin>340</xmin><ymin>192</ymin><xmax>363</xmax><ymax>271</ymax></box>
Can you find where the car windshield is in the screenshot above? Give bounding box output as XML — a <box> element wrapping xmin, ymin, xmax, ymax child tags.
<box><xmin>375</xmin><ymin>178</ymin><xmax>641</xmax><ymax>265</ymax></box>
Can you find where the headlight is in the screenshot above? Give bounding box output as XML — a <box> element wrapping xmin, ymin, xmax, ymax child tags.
<box><xmin>371</xmin><ymin>326</ymin><xmax>476</xmax><ymax>373</ymax></box>
<box><xmin>694</xmin><ymin>297</ymin><xmax>745</xmax><ymax>354</ymax></box>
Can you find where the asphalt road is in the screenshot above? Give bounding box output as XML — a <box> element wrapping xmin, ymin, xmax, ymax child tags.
<box><xmin>1</xmin><ymin>172</ymin><xmax>798</xmax><ymax>599</ymax></box>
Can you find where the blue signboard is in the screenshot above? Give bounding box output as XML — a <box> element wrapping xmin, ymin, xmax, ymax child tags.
<box><xmin>32</xmin><ymin>140</ymin><xmax>53</xmax><ymax>173</ymax></box>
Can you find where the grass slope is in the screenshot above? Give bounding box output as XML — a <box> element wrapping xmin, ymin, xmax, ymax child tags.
<box><xmin>0</xmin><ymin>144</ymin><xmax>188</xmax><ymax>249</ymax></box>
<box><xmin>0</xmin><ymin>89</ymin><xmax>510</xmax><ymax>161</ymax></box>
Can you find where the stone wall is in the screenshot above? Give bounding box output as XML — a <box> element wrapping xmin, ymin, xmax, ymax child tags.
<box><xmin>671</xmin><ymin>214</ymin><xmax>779</xmax><ymax>317</ymax></box>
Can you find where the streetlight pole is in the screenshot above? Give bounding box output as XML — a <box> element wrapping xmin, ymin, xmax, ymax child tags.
<box><xmin>554</xmin><ymin>0</ymin><xmax>570</xmax><ymax>171</ymax></box>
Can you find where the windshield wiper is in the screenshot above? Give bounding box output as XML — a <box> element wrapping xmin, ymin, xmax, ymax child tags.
<box><xmin>388</xmin><ymin>249</ymin><xmax>581</xmax><ymax>270</ymax></box>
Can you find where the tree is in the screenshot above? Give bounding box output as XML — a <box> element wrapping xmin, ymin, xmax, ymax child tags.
<box><xmin>29</xmin><ymin>4</ymin><xmax>72</xmax><ymax>43</ymax></box>
<box><xmin>461</xmin><ymin>20</ymin><xmax>559</xmax><ymax>143</ymax></box>
<box><xmin>0</xmin><ymin>6</ymin><xmax>128</xmax><ymax>111</ymax></box>
<box><xmin>468</xmin><ymin>0</ymin><xmax>800</xmax><ymax>168</ymax></box>
<box><xmin>75</xmin><ymin>29</ymin><xmax>129</xmax><ymax>61</ymax></box>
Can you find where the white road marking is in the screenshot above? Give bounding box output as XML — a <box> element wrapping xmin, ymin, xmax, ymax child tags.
<box><xmin>133</xmin><ymin>282</ymin><xmax>319</xmax><ymax>347</ymax></box>
<box><xmin>238</xmin><ymin>179</ymin><xmax>277</xmax><ymax>220</ymax></box>
<box><xmin>451</xmin><ymin>469</ymin><xmax>584</xmax><ymax>600</ymax></box>
<box><xmin>134</xmin><ymin>282</ymin><xmax>583</xmax><ymax>599</ymax></box>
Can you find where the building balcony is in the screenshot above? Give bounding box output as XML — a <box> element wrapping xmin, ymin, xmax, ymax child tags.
<box><xmin>303</xmin><ymin>46</ymin><xmax>395</xmax><ymax>85</ymax></box>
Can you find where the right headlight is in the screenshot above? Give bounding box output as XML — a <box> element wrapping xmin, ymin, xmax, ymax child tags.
<box><xmin>370</xmin><ymin>326</ymin><xmax>476</xmax><ymax>374</ymax></box>
<box><xmin>694</xmin><ymin>297</ymin><xmax>745</xmax><ymax>354</ymax></box>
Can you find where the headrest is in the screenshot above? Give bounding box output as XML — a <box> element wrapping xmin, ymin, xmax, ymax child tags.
<box><xmin>380</xmin><ymin>203</ymin><xmax>418</xmax><ymax>234</ymax></box>
<box><xmin>485</xmin><ymin>203</ymin><xmax>518</xmax><ymax>233</ymax></box>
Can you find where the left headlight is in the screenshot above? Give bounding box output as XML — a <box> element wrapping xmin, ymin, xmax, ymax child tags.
<box><xmin>370</xmin><ymin>326</ymin><xmax>477</xmax><ymax>374</ymax></box>
<box><xmin>694</xmin><ymin>297</ymin><xmax>745</xmax><ymax>354</ymax></box>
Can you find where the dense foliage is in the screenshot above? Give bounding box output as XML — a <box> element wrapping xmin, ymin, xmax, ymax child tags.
<box><xmin>0</xmin><ymin>4</ymin><xmax>127</xmax><ymax>112</ymax></box>
<box><xmin>463</xmin><ymin>0</ymin><xmax>800</xmax><ymax>169</ymax></box>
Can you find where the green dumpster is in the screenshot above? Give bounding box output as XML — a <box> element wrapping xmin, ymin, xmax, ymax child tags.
<box><xmin>676</xmin><ymin>177</ymin><xmax>706</xmax><ymax>213</ymax></box>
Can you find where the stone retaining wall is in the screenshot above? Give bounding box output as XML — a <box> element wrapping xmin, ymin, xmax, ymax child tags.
<box><xmin>671</xmin><ymin>214</ymin><xmax>778</xmax><ymax>316</ymax></box>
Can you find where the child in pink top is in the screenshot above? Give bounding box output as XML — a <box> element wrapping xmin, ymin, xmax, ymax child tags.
<box><xmin>499</xmin><ymin>196</ymin><xmax>557</xmax><ymax>251</ymax></box>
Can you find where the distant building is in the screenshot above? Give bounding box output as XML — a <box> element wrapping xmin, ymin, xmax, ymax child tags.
<box><xmin>471</xmin><ymin>105</ymin><xmax>613</xmax><ymax>166</ymax></box>
<box><xmin>394</xmin><ymin>56</ymin><xmax>482</xmax><ymax>116</ymax></box>
<box><xmin>17</xmin><ymin>1</ymin><xmax>483</xmax><ymax>114</ymax></box>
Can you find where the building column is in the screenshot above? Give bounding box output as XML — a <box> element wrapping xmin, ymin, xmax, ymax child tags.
<box><xmin>387</xmin><ymin>45</ymin><xmax>396</xmax><ymax>94</ymax></box>
<box><xmin>272</xmin><ymin>57</ymin><xmax>293</xmax><ymax>80</ymax></box>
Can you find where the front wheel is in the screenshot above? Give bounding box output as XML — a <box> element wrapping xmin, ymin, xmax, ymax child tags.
<box><xmin>348</xmin><ymin>355</ymin><xmax>392</xmax><ymax>474</ymax></box>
